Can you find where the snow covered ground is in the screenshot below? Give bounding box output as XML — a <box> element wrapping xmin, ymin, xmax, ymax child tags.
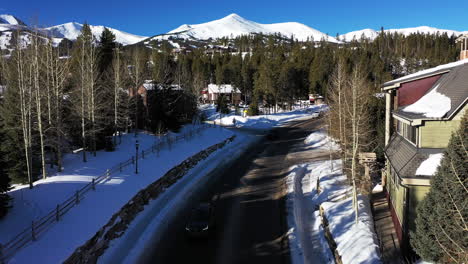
<box><xmin>286</xmin><ymin>130</ymin><xmax>381</xmax><ymax>264</ymax></box>
<box><xmin>200</xmin><ymin>103</ymin><xmax>326</xmax><ymax>129</ymax></box>
<box><xmin>1</xmin><ymin>125</ymin><xmax>233</xmax><ymax>263</ymax></box>
<box><xmin>1</xmin><ymin>106</ymin><xmax>324</xmax><ymax>263</ymax></box>
<box><xmin>100</xmin><ymin>131</ymin><xmax>258</xmax><ymax>263</ymax></box>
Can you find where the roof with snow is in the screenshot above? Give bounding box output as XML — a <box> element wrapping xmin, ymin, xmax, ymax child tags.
<box><xmin>207</xmin><ymin>84</ymin><xmax>241</xmax><ymax>94</ymax></box>
<box><xmin>387</xmin><ymin>59</ymin><xmax>468</xmax><ymax>120</ymax></box>
<box><xmin>141</xmin><ymin>80</ymin><xmax>183</xmax><ymax>91</ymax></box>
<box><xmin>385</xmin><ymin>134</ymin><xmax>444</xmax><ymax>178</ymax></box>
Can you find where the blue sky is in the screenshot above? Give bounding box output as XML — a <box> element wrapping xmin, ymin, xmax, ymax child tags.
<box><xmin>3</xmin><ymin>0</ymin><xmax>467</xmax><ymax>36</ymax></box>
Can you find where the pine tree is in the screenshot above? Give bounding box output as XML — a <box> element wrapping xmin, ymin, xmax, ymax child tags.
<box><xmin>98</xmin><ymin>27</ymin><xmax>116</xmax><ymax>76</ymax></box>
<box><xmin>0</xmin><ymin>106</ymin><xmax>11</xmax><ymax>218</ymax></box>
<box><xmin>411</xmin><ymin>113</ymin><xmax>468</xmax><ymax>263</ymax></box>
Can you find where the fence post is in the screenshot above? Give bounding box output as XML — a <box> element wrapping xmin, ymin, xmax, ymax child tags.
<box><xmin>132</xmin><ymin>156</ymin><xmax>135</xmax><ymax>164</ymax></box>
<box><xmin>75</xmin><ymin>191</ymin><xmax>80</xmax><ymax>204</ymax></box>
<box><xmin>56</xmin><ymin>204</ymin><xmax>60</xmax><ymax>221</ymax></box>
<box><xmin>0</xmin><ymin>242</ymin><xmax>4</xmax><ymax>262</ymax></box>
<box><xmin>142</xmin><ymin>150</ymin><xmax>145</xmax><ymax>159</ymax></box>
<box><xmin>316</xmin><ymin>178</ymin><xmax>321</xmax><ymax>194</ymax></box>
<box><xmin>92</xmin><ymin>178</ymin><xmax>96</xmax><ymax>190</ymax></box>
<box><xmin>157</xmin><ymin>145</ymin><xmax>160</xmax><ymax>157</ymax></box>
<box><xmin>31</xmin><ymin>221</ymin><xmax>36</xmax><ymax>241</ymax></box>
<box><xmin>119</xmin><ymin>162</ymin><xmax>122</xmax><ymax>172</ymax></box>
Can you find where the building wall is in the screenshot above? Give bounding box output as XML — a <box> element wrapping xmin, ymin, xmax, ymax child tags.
<box><xmin>461</xmin><ymin>50</ymin><xmax>468</xmax><ymax>60</ymax></box>
<box><xmin>420</xmin><ymin>120</ymin><xmax>460</xmax><ymax>148</ymax></box>
<box><xmin>397</xmin><ymin>75</ymin><xmax>441</xmax><ymax>107</ymax></box>
<box><xmin>419</xmin><ymin>104</ymin><xmax>467</xmax><ymax>148</ymax></box>
<box><xmin>387</xmin><ymin>164</ymin><xmax>406</xmax><ymax>226</ymax></box>
<box><xmin>407</xmin><ymin>185</ymin><xmax>431</xmax><ymax>232</ymax></box>
<box><xmin>386</xmin><ymin>163</ymin><xmax>431</xmax><ymax>244</ymax></box>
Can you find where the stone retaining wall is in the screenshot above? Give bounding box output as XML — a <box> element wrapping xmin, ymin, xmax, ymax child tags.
<box><xmin>64</xmin><ymin>135</ymin><xmax>236</xmax><ymax>264</ymax></box>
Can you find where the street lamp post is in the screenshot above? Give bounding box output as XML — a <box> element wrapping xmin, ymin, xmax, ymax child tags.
<box><xmin>135</xmin><ymin>139</ymin><xmax>140</xmax><ymax>174</ymax></box>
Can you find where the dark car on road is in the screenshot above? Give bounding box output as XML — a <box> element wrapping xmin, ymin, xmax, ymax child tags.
<box><xmin>185</xmin><ymin>202</ymin><xmax>215</xmax><ymax>238</ymax></box>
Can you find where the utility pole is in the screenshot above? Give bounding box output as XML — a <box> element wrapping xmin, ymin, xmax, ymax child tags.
<box><xmin>135</xmin><ymin>139</ymin><xmax>140</xmax><ymax>174</ymax></box>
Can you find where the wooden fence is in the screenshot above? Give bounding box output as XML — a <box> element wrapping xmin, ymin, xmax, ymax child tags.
<box><xmin>0</xmin><ymin>124</ymin><xmax>213</xmax><ymax>262</ymax></box>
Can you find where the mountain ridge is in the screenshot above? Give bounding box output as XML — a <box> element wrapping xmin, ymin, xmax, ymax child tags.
<box><xmin>157</xmin><ymin>13</ymin><xmax>340</xmax><ymax>43</ymax></box>
<box><xmin>1</xmin><ymin>12</ymin><xmax>467</xmax><ymax>50</ymax></box>
<box><xmin>339</xmin><ymin>26</ymin><xmax>468</xmax><ymax>42</ymax></box>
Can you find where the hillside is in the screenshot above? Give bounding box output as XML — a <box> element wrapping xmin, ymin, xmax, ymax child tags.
<box><xmin>150</xmin><ymin>13</ymin><xmax>339</xmax><ymax>43</ymax></box>
<box><xmin>339</xmin><ymin>26</ymin><xmax>468</xmax><ymax>42</ymax></box>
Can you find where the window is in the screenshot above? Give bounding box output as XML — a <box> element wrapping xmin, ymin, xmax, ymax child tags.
<box><xmin>396</xmin><ymin>120</ymin><xmax>418</xmax><ymax>145</ymax></box>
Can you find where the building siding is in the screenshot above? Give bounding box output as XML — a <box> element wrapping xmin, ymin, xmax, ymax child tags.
<box><xmin>397</xmin><ymin>75</ymin><xmax>442</xmax><ymax>107</ymax></box>
<box><xmin>419</xmin><ymin>104</ymin><xmax>466</xmax><ymax>148</ymax></box>
<box><xmin>420</xmin><ymin>120</ymin><xmax>460</xmax><ymax>148</ymax></box>
<box><xmin>407</xmin><ymin>185</ymin><xmax>431</xmax><ymax>232</ymax></box>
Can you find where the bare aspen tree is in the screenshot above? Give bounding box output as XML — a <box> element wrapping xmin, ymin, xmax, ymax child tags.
<box><xmin>113</xmin><ymin>47</ymin><xmax>121</xmax><ymax>144</ymax></box>
<box><xmin>129</xmin><ymin>48</ymin><xmax>145</xmax><ymax>136</ymax></box>
<box><xmin>14</xmin><ymin>31</ymin><xmax>34</xmax><ymax>188</ymax></box>
<box><xmin>87</xmin><ymin>35</ymin><xmax>98</xmax><ymax>157</ymax></box>
<box><xmin>31</xmin><ymin>32</ymin><xmax>47</xmax><ymax>179</ymax></box>
<box><xmin>79</xmin><ymin>34</ymin><xmax>88</xmax><ymax>162</ymax></box>
<box><xmin>111</xmin><ymin>47</ymin><xmax>129</xmax><ymax>145</ymax></box>
<box><xmin>44</xmin><ymin>38</ymin><xmax>69</xmax><ymax>171</ymax></box>
<box><xmin>328</xmin><ymin>60</ymin><xmax>348</xmax><ymax>160</ymax></box>
<box><xmin>343</xmin><ymin>66</ymin><xmax>371</xmax><ymax>224</ymax></box>
<box><xmin>75</xmin><ymin>24</ymin><xmax>98</xmax><ymax>161</ymax></box>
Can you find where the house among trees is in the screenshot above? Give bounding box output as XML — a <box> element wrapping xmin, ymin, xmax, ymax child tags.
<box><xmin>201</xmin><ymin>84</ymin><xmax>241</xmax><ymax>104</ymax></box>
<box><xmin>456</xmin><ymin>34</ymin><xmax>468</xmax><ymax>60</ymax></box>
<box><xmin>382</xmin><ymin>52</ymin><xmax>468</xmax><ymax>256</ymax></box>
<box><xmin>129</xmin><ymin>80</ymin><xmax>182</xmax><ymax>106</ymax></box>
<box><xmin>308</xmin><ymin>94</ymin><xmax>324</xmax><ymax>105</ymax></box>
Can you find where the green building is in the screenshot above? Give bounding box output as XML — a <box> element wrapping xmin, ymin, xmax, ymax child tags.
<box><xmin>382</xmin><ymin>58</ymin><xmax>468</xmax><ymax>256</ymax></box>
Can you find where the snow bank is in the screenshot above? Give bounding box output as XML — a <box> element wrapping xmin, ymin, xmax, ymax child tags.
<box><xmin>286</xmin><ymin>128</ymin><xmax>381</xmax><ymax>264</ymax></box>
<box><xmin>304</xmin><ymin>129</ymin><xmax>340</xmax><ymax>150</ymax></box>
<box><xmin>415</xmin><ymin>153</ymin><xmax>444</xmax><ymax>176</ymax></box>
<box><xmin>200</xmin><ymin>104</ymin><xmax>326</xmax><ymax>130</ymax></box>
<box><xmin>322</xmin><ymin>196</ymin><xmax>382</xmax><ymax>264</ymax></box>
<box><xmin>403</xmin><ymin>85</ymin><xmax>451</xmax><ymax>118</ymax></box>
<box><xmin>286</xmin><ymin>164</ymin><xmax>335</xmax><ymax>264</ymax></box>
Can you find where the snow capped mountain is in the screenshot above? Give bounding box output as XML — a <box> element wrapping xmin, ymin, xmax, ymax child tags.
<box><xmin>46</xmin><ymin>22</ymin><xmax>147</xmax><ymax>45</ymax></box>
<box><xmin>340</xmin><ymin>26</ymin><xmax>467</xmax><ymax>42</ymax></box>
<box><xmin>339</xmin><ymin>29</ymin><xmax>379</xmax><ymax>42</ymax></box>
<box><xmin>385</xmin><ymin>26</ymin><xmax>466</xmax><ymax>37</ymax></box>
<box><xmin>156</xmin><ymin>13</ymin><xmax>339</xmax><ymax>43</ymax></box>
<box><xmin>0</xmin><ymin>14</ymin><xmax>26</xmax><ymax>26</ymax></box>
<box><xmin>0</xmin><ymin>14</ymin><xmax>147</xmax><ymax>50</ymax></box>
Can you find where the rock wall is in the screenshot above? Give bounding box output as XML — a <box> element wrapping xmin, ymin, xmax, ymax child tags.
<box><xmin>64</xmin><ymin>135</ymin><xmax>236</xmax><ymax>264</ymax></box>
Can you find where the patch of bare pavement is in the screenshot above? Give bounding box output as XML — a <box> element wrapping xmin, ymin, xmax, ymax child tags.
<box><xmin>146</xmin><ymin>117</ymin><xmax>329</xmax><ymax>264</ymax></box>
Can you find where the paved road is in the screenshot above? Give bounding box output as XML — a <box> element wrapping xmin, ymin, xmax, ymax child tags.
<box><xmin>145</xmin><ymin>117</ymin><xmax>324</xmax><ymax>264</ymax></box>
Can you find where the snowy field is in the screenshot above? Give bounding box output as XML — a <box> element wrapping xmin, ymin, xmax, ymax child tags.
<box><xmin>286</xmin><ymin>130</ymin><xmax>381</xmax><ymax>264</ymax></box>
<box><xmin>200</xmin><ymin>103</ymin><xmax>327</xmax><ymax>129</ymax></box>
<box><xmin>1</xmin><ymin>125</ymin><xmax>234</xmax><ymax>263</ymax></box>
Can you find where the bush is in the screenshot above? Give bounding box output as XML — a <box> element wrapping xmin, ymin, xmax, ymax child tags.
<box><xmin>247</xmin><ymin>103</ymin><xmax>259</xmax><ymax>116</ymax></box>
<box><xmin>216</xmin><ymin>96</ymin><xmax>230</xmax><ymax>114</ymax></box>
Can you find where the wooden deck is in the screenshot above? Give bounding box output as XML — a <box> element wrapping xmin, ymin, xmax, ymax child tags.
<box><xmin>372</xmin><ymin>189</ymin><xmax>404</xmax><ymax>264</ymax></box>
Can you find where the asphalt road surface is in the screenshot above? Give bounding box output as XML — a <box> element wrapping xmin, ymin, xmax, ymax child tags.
<box><xmin>146</xmin><ymin>117</ymin><xmax>325</xmax><ymax>264</ymax></box>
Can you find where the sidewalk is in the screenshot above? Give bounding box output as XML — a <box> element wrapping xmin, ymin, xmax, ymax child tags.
<box><xmin>372</xmin><ymin>189</ymin><xmax>403</xmax><ymax>264</ymax></box>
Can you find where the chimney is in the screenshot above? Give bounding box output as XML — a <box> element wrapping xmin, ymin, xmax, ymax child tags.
<box><xmin>456</xmin><ymin>34</ymin><xmax>468</xmax><ymax>60</ymax></box>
